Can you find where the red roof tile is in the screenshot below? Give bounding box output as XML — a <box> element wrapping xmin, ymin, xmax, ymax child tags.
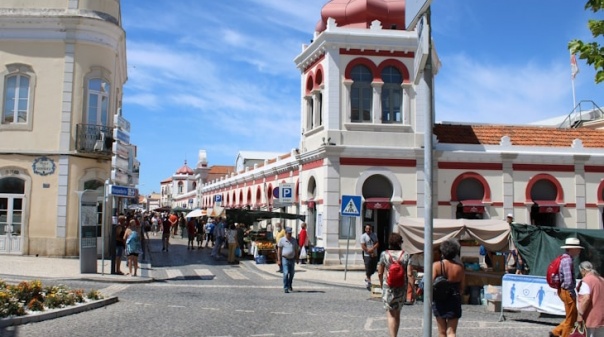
<box><xmin>433</xmin><ymin>124</ymin><xmax>604</xmax><ymax>148</ymax></box>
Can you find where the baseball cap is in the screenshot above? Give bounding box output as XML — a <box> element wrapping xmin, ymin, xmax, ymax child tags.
<box><xmin>285</xmin><ymin>227</ymin><xmax>293</xmax><ymax>233</ymax></box>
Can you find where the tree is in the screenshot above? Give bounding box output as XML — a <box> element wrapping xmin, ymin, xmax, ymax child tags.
<box><xmin>569</xmin><ymin>0</ymin><xmax>604</xmax><ymax>83</ymax></box>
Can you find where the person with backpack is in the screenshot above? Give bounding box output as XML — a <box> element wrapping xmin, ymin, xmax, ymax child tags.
<box><xmin>550</xmin><ymin>237</ymin><xmax>584</xmax><ymax>337</ymax></box>
<box><xmin>377</xmin><ymin>232</ymin><xmax>409</xmax><ymax>337</ymax></box>
<box><xmin>432</xmin><ymin>238</ymin><xmax>465</xmax><ymax>337</ymax></box>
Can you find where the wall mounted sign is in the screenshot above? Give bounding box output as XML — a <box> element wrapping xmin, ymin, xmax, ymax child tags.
<box><xmin>32</xmin><ymin>156</ymin><xmax>56</xmax><ymax>176</ymax></box>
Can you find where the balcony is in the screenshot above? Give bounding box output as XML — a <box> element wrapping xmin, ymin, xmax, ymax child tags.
<box><xmin>76</xmin><ymin>124</ymin><xmax>114</xmax><ymax>156</ymax></box>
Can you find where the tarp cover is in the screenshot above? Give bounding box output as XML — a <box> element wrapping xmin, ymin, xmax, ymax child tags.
<box><xmin>510</xmin><ymin>224</ymin><xmax>604</xmax><ymax>277</ymax></box>
<box><xmin>226</xmin><ymin>209</ymin><xmax>305</xmax><ymax>227</ymax></box>
<box><xmin>397</xmin><ymin>218</ymin><xmax>511</xmax><ymax>254</ymax></box>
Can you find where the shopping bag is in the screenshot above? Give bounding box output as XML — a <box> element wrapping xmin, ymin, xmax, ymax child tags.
<box><xmin>235</xmin><ymin>247</ymin><xmax>242</xmax><ymax>258</ymax></box>
<box><xmin>569</xmin><ymin>321</ymin><xmax>586</xmax><ymax>337</ymax></box>
<box><xmin>299</xmin><ymin>246</ymin><xmax>308</xmax><ymax>260</ymax></box>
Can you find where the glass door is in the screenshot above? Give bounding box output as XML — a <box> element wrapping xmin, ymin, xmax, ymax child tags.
<box><xmin>0</xmin><ymin>196</ymin><xmax>23</xmax><ymax>254</ymax></box>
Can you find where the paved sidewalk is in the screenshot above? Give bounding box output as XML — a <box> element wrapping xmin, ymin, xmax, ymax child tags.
<box><xmin>0</xmin><ymin>255</ymin><xmax>152</xmax><ymax>284</ymax></box>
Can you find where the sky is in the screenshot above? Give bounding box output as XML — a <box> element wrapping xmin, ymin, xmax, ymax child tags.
<box><xmin>120</xmin><ymin>1</ymin><xmax>603</xmax><ymax>196</ymax></box>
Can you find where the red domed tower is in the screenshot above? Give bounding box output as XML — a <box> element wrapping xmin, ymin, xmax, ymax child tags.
<box><xmin>315</xmin><ymin>0</ymin><xmax>406</xmax><ymax>33</ymax></box>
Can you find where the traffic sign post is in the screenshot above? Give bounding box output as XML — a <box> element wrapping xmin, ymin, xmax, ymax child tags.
<box><xmin>214</xmin><ymin>194</ymin><xmax>222</xmax><ymax>207</ymax></box>
<box><xmin>279</xmin><ymin>183</ymin><xmax>294</xmax><ymax>203</ymax></box>
<box><xmin>341</xmin><ymin>195</ymin><xmax>362</xmax><ymax>280</ymax></box>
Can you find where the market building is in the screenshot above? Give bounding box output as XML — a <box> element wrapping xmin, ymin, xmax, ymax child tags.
<box><xmin>197</xmin><ymin>0</ymin><xmax>604</xmax><ymax>265</ymax></box>
<box><xmin>0</xmin><ymin>1</ymin><xmax>131</xmax><ymax>256</ymax></box>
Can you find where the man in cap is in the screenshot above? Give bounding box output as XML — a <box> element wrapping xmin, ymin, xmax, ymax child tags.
<box><xmin>550</xmin><ymin>237</ymin><xmax>584</xmax><ymax>337</ymax></box>
<box><xmin>506</xmin><ymin>213</ymin><xmax>514</xmax><ymax>225</ymax></box>
<box><xmin>277</xmin><ymin>227</ymin><xmax>300</xmax><ymax>293</ymax></box>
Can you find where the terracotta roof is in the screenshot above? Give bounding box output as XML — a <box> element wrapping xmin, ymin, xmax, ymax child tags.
<box><xmin>316</xmin><ymin>0</ymin><xmax>405</xmax><ymax>33</ymax></box>
<box><xmin>433</xmin><ymin>124</ymin><xmax>604</xmax><ymax>148</ymax></box>
<box><xmin>207</xmin><ymin>165</ymin><xmax>235</xmax><ymax>182</ymax></box>
<box><xmin>175</xmin><ymin>161</ymin><xmax>194</xmax><ymax>175</ymax></box>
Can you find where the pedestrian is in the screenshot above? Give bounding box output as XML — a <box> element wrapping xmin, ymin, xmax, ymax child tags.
<box><xmin>576</xmin><ymin>261</ymin><xmax>604</xmax><ymax>337</ymax></box>
<box><xmin>361</xmin><ymin>224</ymin><xmax>379</xmax><ymax>290</ymax></box>
<box><xmin>226</xmin><ymin>222</ymin><xmax>238</xmax><ymax>263</ymax></box>
<box><xmin>432</xmin><ymin>238</ymin><xmax>465</xmax><ymax>337</ymax></box>
<box><xmin>274</xmin><ymin>223</ymin><xmax>285</xmax><ymax>273</ymax></box>
<box><xmin>179</xmin><ymin>213</ymin><xmax>186</xmax><ymax>238</ymax></box>
<box><xmin>151</xmin><ymin>213</ymin><xmax>159</xmax><ymax>236</ymax></box>
<box><xmin>237</xmin><ymin>223</ymin><xmax>246</xmax><ymax>257</ymax></box>
<box><xmin>162</xmin><ymin>214</ymin><xmax>172</xmax><ymax>252</ymax></box>
<box><xmin>211</xmin><ymin>218</ymin><xmax>225</xmax><ymax>258</ymax></box>
<box><xmin>298</xmin><ymin>222</ymin><xmax>309</xmax><ymax>264</ymax></box>
<box><xmin>186</xmin><ymin>217</ymin><xmax>197</xmax><ymax>250</ymax></box>
<box><xmin>114</xmin><ymin>215</ymin><xmax>127</xmax><ymax>275</ymax></box>
<box><xmin>550</xmin><ymin>237</ymin><xmax>584</xmax><ymax>337</ymax></box>
<box><xmin>124</xmin><ymin>219</ymin><xmax>142</xmax><ymax>277</ymax></box>
<box><xmin>204</xmin><ymin>219</ymin><xmax>215</xmax><ymax>248</ymax></box>
<box><xmin>377</xmin><ymin>232</ymin><xmax>410</xmax><ymax>337</ymax></box>
<box><xmin>169</xmin><ymin>212</ymin><xmax>178</xmax><ymax>238</ymax></box>
<box><xmin>277</xmin><ymin>227</ymin><xmax>299</xmax><ymax>293</ymax></box>
<box><xmin>140</xmin><ymin>215</ymin><xmax>150</xmax><ymax>262</ymax></box>
<box><xmin>196</xmin><ymin>219</ymin><xmax>205</xmax><ymax>249</ymax></box>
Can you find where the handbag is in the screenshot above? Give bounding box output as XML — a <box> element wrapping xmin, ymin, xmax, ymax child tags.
<box><xmin>299</xmin><ymin>246</ymin><xmax>308</xmax><ymax>260</ymax></box>
<box><xmin>569</xmin><ymin>321</ymin><xmax>586</xmax><ymax>337</ymax></box>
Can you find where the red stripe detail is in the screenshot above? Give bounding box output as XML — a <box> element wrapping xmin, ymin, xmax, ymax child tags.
<box><xmin>513</xmin><ymin>164</ymin><xmax>574</xmax><ymax>172</ymax></box>
<box><xmin>438</xmin><ymin>162</ymin><xmax>502</xmax><ymax>170</ymax></box>
<box><xmin>340</xmin><ymin>158</ymin><xmax>416</xmax><ymax>166</ymax></box>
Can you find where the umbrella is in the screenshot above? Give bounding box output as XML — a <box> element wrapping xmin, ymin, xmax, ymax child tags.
<box><xmin>172</xmin><ymin>206</ymin><xmax>191</xmax><ymax>213</ymax></box>
<box><xmin>185</xmin><ymin>208</ymin><xmax>207</xmax><ymax>218</ymax></box>
<box><xmin>153</xmin><ymin>206</ymin><xmax>171</xmax><ymax>212</ymax></box>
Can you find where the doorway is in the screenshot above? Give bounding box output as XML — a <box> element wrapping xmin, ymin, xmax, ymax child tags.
<box><xmin>0</xmin><ymin>177</ymin><xmax>25</xmax><ymax>254</ymax></box>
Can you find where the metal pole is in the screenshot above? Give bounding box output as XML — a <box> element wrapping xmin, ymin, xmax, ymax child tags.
<box><xmin>344</xmin><ymin>216</ymin><xmax>353</xmax><ymax>280</ymax></box>
<box><xmin>101</xmin><ymin>180</ymin><xmax>108</xmax><ymax>275</ymax></box>
<box><xmin>422</xmin><ymin>8</ymin><xmax>435</xmax><ymax>337</ymax></box>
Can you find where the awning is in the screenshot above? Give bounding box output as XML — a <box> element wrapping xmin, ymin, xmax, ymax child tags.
<box><xmin>535</xmin><ymin>200</ymin><xmax>560</xmax><ymax>213</ymax></box>
<box><xmin>461</xmin><ymin>199</ymin><xmax>485</xmax><ymax>213</ymax></box>
<box><xmin>365</xmin><ymin>198</ymin><xmax>391</xmax><ymax>210</ymax></box>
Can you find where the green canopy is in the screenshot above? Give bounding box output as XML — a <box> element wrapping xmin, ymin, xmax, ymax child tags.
<box><xmin>225</xmin><ymin>209</ymin><xmax>305</xmax><ymax>227</ymax></box>
<box><xmin>511</xmin><ymin>223</ymin><xmax>604</xmax><ymax>277</ymax></box>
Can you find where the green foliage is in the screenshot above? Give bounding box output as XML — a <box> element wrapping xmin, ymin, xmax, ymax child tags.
<box><xmin>569</xmin><ymin>0</ymin><xmax>604</xmax><ymax>83</ymax></box>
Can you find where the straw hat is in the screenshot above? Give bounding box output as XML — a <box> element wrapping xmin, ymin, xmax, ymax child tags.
<box><xmin>560</xmin><ymin>237</ymin><xmax>583</xmax><ymax>249</ymax></box>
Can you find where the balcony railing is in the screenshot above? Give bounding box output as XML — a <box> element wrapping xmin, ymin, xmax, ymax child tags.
<box><xmin>76</xmin><ymin>124</ymin><xmax>114</xmax><ymax>156</ymax></box>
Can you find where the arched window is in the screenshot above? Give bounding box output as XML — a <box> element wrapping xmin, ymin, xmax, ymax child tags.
<box><xmin>1</xmin><ymin>64</ymin><xmax>36</xmax><ymax>130</ymax></box>
<box><xmin>350</xmin><ymin>65</ymin><xmax>372</xmax><ymax>122</ymax></box>
<box><xmin>178</xmin><ymin>181</ymin><xmax>183</xmax><ymax>194</ymax></box>
<box><xmin>0</xmin><ymin>177</ymin><xmax>25</xmax><ymax>194</ymax></box>
<box><xmin>381</xmin><ymin>66</ymin><xmax>402</xmax><ymax>123</ymax></box>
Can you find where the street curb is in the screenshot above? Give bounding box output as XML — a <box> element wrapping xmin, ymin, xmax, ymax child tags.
<box><xmin>0</xmin><ymin>296</ymin><xmax>119</xmax><ymax>328</ymax></box>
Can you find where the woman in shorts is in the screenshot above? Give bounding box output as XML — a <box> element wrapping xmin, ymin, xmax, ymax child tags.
<box><xmin>124</xmin><ymin>219</ymin><xmax>142</xmax><ymax>276</ymax></box>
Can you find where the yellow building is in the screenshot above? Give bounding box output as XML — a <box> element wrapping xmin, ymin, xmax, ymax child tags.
<box><xmin>0</xmin><ymin>0</ymin><xmax>127</xmax><ymax>256</ymax></box>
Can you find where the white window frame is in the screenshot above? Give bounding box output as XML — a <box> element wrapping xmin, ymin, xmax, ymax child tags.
<box><xmin>83</xmin><ymin>68</ymin><xmax>112</xmax><ymax>126</ymax></box>
<box><xmin>0</xmin><ymin>64</ymin><xmax>36</xmax><ymax>131</ymax></box>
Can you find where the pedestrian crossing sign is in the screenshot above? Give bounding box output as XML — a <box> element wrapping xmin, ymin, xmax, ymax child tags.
<box><xmin>341</xmin><ymin>195</ymin><xmax>362</xmax><ymax>217</ymax></box>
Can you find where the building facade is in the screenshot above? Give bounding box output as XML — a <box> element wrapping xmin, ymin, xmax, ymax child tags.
<box><xmin>195</xmin><ymin>0</ymin><xmax>604</xmax><ymax>266</ymax></box>
<box><xmin>0</xmin><ymin>0</ymin><xmax>128</xmax><ymax>256</ymax></box>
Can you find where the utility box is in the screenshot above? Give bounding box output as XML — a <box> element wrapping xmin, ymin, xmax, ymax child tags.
<box><xmin>78</xmin><ymin>190</ymin><xmax>100</xmax><ymax>274</ymax></box>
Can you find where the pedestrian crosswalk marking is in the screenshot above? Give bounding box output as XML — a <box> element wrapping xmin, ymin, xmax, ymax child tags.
<box><xmin>99</xmin><ymin>284</ymin><xmax>129</xmax><ymax>297</ymax></box>
<box><xmin>343</xmin><ymin>199</ymin><xmax>358</xmax><ymax>215</ymax></box>
<box><xmin>223</xmin><ymin>269</ymin><xmax>248</xmax><ymax>280</ymax></box>
<box><xmin>166</xmin><ymin>269</ymin><xmax>184</xmax><ymax>279</ymax></box>
<box><xmin>194</xmin><ymin>269</ymin><xmax>215</xmax><ymax>280</ymax></box>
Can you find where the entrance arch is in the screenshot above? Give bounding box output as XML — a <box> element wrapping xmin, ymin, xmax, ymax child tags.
<box><xmin>361</xmin><ymin>174</ymin><xmax>394</xmax><ymax>255</ymax></box>
<box><xmin>0</xmin><ymin>176</ymin><xmax>26</xmax><ymax>254</ymax></box>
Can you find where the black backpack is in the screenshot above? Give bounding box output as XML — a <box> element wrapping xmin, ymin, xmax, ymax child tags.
<box><xmin>433</xmin><ymin>260</ymin><xmax>453</xmax><ymax>301</ymax></box>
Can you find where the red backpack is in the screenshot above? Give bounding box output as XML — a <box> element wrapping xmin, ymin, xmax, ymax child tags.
<box><xmin>386</xmin><ymin>251</ymin><xmax>406</xmax><ymax>288</ymax></box>
<box><xmin>546</xmin><ymin>255</ymin><xmax>568</xmax><ymax>289</ymax></box>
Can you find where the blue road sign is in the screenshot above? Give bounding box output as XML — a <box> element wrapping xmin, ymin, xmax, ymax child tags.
<box><xmin>341</xmin><ymin>195</ymin><xmax>362</xmax><ymax>217</ymax></box>
<box><xmin>279</xmin><ymin>183</ymin><xmax>294</xmax><ymax>203</ymax></box>
<box><xmin>215</xmin><ymin>195</ymin><xmax>222</xmax><ymax>202</ymax></box>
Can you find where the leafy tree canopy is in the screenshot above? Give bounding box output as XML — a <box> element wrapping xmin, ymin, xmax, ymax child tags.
<box><xmin>569</xmin><ymin>0</ymin><xmax>604</xmax><ymax>83</ymax></box>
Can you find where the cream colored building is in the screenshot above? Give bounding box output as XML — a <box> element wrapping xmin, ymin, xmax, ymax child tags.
<box><xmin>197</xmin><ymin>0</ymin><xmax>604</xmax><ymax>265</ymax></box>
<box><xmin>0</xmin><ymin>0</ymin><xmax>127</xmax><ymax>256</ymax></box>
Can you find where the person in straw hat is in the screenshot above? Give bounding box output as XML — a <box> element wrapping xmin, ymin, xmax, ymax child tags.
<box><xmin>550</xmin><ymin>237</ymin><xmax>584</xmax><ymax>337</ymax></box>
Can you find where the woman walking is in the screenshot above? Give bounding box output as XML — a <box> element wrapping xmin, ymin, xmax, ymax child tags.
<box><xmin>577</xmin><ymin>261</ymin><xmax>604</xmax><ymax>337</ymax></box>
<box><xmin>432</xmin><ymin>238</ymin><xmax>465</xmax><ymax>337</ymax></box>
<box><xmin>377</xmin><ymin>232</ymin><xmax>409</xmax><ymax>337</ymax></box>
<box><xmin>124</xmin><ymin>219</ymin><xmax>142</xmax><ymax>276</ymax></box>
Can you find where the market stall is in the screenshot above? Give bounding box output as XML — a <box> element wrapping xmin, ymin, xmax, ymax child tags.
<box><xmin>248</xmin><ymin>229</ymin><xmax>277</xmax><ymax>263</ymax></box>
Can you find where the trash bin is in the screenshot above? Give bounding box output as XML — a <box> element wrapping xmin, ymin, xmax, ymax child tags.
<box><xmin>468</xmin><ymin>286</ymin><xmax>482</xmax><ymax>305</ymax></box>
<box><xmin>310</xmin><ymin>247</ymin><xmax>325</xmax><ymax>264</ymax></box>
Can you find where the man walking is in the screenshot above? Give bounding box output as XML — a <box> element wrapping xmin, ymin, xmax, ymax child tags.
<box><xmin>274</xmin><ymin>223</ymin><xmax>285</xmax><ymax>273</ymax></box>
<box><xmin>277</xmin><ymin>227</ymin><xmax>299</xmax><ymax>293</ymax></box>
<box><xmin>550</xmin><ymin>237</ymin><xmax>584</xmax><ymax>337</ymax></box>
<box><xmin>114</xmin><ymin>215</ymin><xmax>127</xmax><ymax>275</ymax></box>
<box><xmin>361</xmin><ymin>224</ymin><xmax>379</xmax><ymax>291</ymax></box>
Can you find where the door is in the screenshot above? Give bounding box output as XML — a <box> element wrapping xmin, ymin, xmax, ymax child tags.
<box><xmin>0</xmin><ymin>195</ymin><xmax>23</xmax><ymax>254</ymax></box>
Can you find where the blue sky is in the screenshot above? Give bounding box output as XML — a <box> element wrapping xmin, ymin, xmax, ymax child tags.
<box><xmin>121</xmin><ymin>1</ymin><xmax>603</xmax><ymax>196</ymax></box>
